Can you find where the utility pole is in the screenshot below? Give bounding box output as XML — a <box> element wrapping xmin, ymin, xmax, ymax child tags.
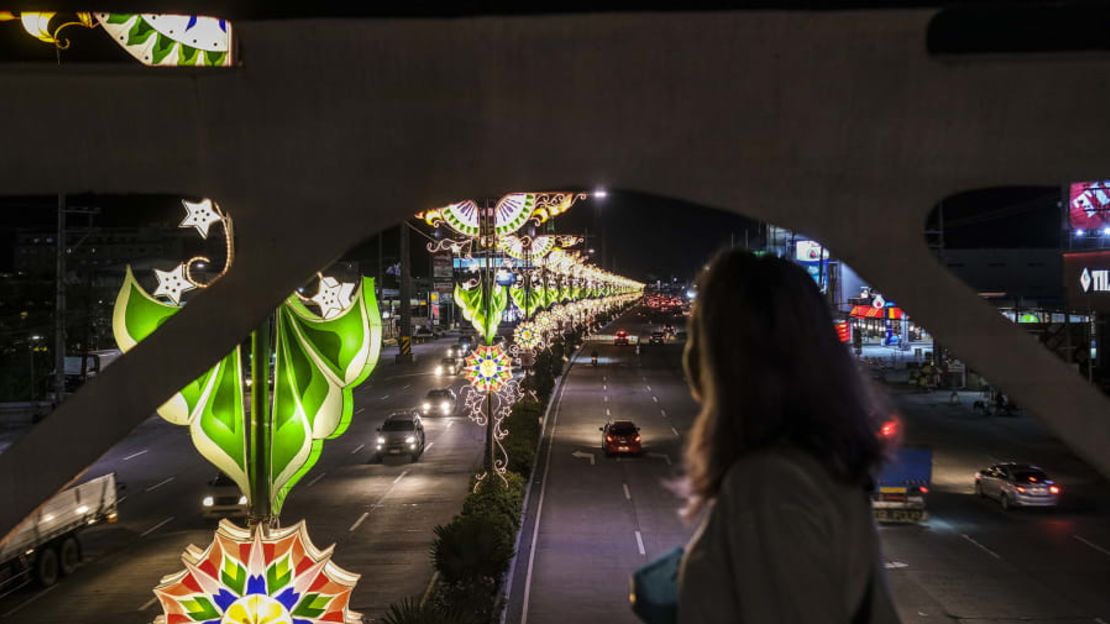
<box><xmin>54</xmin><ymin>194</ymin><xmax>66</xmax><ymax>407</ymax></box>
<box><xmin>397</xmin><ymin>224</ymin><xmax>414</xmax><ymax>363</ymax></box>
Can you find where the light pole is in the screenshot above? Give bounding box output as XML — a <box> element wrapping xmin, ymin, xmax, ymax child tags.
<box><xmin>592</xmin><ymin>189</ymin><xmax>608</xmax><ymax>270</ymax></box>
<box><xmin>28</xmin><ymin>335</ymin><xmax>42</xmax><ymax>402</ymax></box>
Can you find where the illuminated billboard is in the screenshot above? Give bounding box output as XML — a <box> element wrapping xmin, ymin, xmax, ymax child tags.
<box><xmin>1063</xmin><ymin>250</ymin><xmax>1110</xmax><ymax>312</ymax></box>
<box><xmin>1068</xmin><ymin>181</ymin><xmax>1110</xmax><ymax>231</ymax></box>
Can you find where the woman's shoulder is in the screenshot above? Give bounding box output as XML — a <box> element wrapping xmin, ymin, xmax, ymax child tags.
<box><xmin>718</xmin><ymin>446</ymin><xmax>857</xmax><ymax>508</ymax></box>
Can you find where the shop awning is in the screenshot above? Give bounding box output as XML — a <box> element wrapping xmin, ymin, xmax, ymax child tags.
<box><xmin>849</xmin><ymin>305</ymin><xmax>904</xmax><ymax>320</ymax></box>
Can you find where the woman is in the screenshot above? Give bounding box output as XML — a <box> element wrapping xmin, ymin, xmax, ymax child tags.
<box><xmin>677</xmin><ymin>250</ymin><xmax>900</xmax><ymax>623</ymax></box>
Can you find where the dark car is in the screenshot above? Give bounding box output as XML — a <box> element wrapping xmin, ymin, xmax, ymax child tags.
<box><xmin>374</xmin><ymin>411</ymin><xmax>426</xmax><ymax>462</ymax></box>
<box><xmin>600</xmin><ymin>420</ymin><xmax>642</xmax><ymax>456</ymax></box>
<box><xmin>422</xmin><ymin>388</ymin><xmax>458</xmax><ymax>416</ymax></box>
<box><xmin>975</xmin><ymin>462</ymin><xmax>1060</xmax><ymax>510</ymax></box>
<box><xmin>614</xmin><ymin>329</ymin><xmax>630</xmax><ymax>346</ymax></box>
<box><xmin>649</xmin><ymin>331</ymin><xmax>665</xmax><ymax>345</ymax></box>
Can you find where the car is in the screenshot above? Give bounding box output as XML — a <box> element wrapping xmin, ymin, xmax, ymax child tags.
<box><xmin>435</xmin><ymin>357</ymin><xmax>460</xmax><ymax>377</ymax></box>
<box><xmin>422</xmin><ymin>388</ymin><xmax>458</xmax><ymax>416</ymax></box>
<box><xmin>614</xmin><ymin>329</ymin><xmax>630</xmax><ymax>346</ymax></box>
<box><xmin>600</xmin><ymin>420</ymin><xmax>642</xmax><ymax>456</ymax></box>
<box><xmin>202</xmin><ymin>473</ymin><xmax>247</xmax><ymax>518</ymax></box>
<box><xmin>413</xmin><ymin>327</ymin><xmax>439</xmax><ymax>343</ymax></box>
<box><xmin>974</xmin><ymin>462</ymin><xmax>1060</xmax><ymax>510</ymax></box>
<box><xmin>374</xmin><ymin>411</ymin><xmax>426</xmax><ymax>461</ymax></box>
<box><xmin>649</xmin><ymin>331</ymin><xmax>665</xmax><ymax>345</ymax></box>
<box><xmin>455</xmin><ymin>335</ymin><xmax>474</xmax><ymax>355</ymax></box>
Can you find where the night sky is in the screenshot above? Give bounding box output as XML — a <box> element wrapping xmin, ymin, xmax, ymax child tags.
<box><xmin>0</xmin><ymin>186</ymin><xmax>1065</xmax><ymax>279</ymax></box>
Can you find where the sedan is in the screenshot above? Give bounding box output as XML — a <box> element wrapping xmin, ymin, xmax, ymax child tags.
<box><xmin>600</xmin><ymin>420</ymin><xmax>642</xmax><ymax>456</ymax></box>
<box><xmin>614</xmin><ymin>329</ymin><xmax>630</xmax><ymax>346</ymax></box>
<box><xmin>975</xmin><ymin>463</ymin><xmax>1060</xmax><ymax>510</ymax></box>
<box><xmin>422</xmin><ymin>388</ymin><xmax>458</xmax><ymax>416</ymax></box>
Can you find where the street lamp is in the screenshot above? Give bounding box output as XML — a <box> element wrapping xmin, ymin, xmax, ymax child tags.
<box><xmin>592</xmin><ymin>188</ymin><xmax>608</xmax><ymax>199</ymax></box>
<box><xmin>27</xmin><ymin>334</ymin><xmax>42</xmax><ymax>402</ymax></box>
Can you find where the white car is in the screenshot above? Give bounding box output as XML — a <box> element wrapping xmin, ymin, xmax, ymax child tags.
<box><xmin>975</xmin><ymin>463</ymin><xmax>1060</xmax><ymax>510</ymax></box>
<box><xmin>421</xmin><ymin>388</ymin><xmax>457</xmax><ymax>416</ymax></box>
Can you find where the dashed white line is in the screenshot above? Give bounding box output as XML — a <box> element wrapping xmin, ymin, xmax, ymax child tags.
<box><xmin>306</xmin><ymin>472</ymin><xmax>327</xmax><ymax>487</ymax></box>
<box><xmin>350</xmin><ymin>443</ymin><xmax>365</xmax><ymax>455</ymax></box>
<box><xmin>355</xmin><ymin>407</ymin><xmax>365</xmax><ymax>414</ymax></box>
<box><xmin>634</xmin><ymin>530</ymin><xmax>646</xmax><ymax>556</ymax></box>
<box><xmin>670</xmin><ymin>427</ymin><xmax>680</xmax><ymax>437</ymax></box>
<box><xmin>652</xmin><ymin>396</ymin><xmax>659</xmax><ymax>403</ymax></box>
<box><xmin>603</xmin><ymin>376</ymin><xmax>608</xmax><ymax>382</ymax></box>
<box><xmin>660</xmin><ymin>409</ymin><xmax>667</xmax><ymax>417</ymax></box>
<box><xmin>603</xmin><ymin>384</ymin><xmax>608</xmax><ymax>391</ymax></box>
<box><xmin>961</xmin><ymin>533</ymin><xmax>1002</xmax><ymax>559</ymax></box>
<box><xmin>606</xmin><ymin>408</ymin><xmax>611</xmax><ymax>417</ymax></box>
<box><xmin>137</xmin><ymin>597</ymin><xmax>158</xmax><ymax>612</ymax></box>
<box><xmin>426</xmin><ymin>442</ymin><xmax>435</xmax><ymax>451</ymax></box>
<box><xmin>380</xmin><ymin>394</ymin><xmax>390</xmax><ymax>400</ymax></box>
<box><xmin>349</xmin><ymin>512</ymin><xmax>370</xmax><ymax>532</ymax></box>
<box><xmin>145</xmin><ymin>477</ymin><xmax>174</xmax><ymax>492</ymax></box>
<box><xmin>645</xmin><ymin>385</ymin><xmax>652</xmax><ymax>392</ymax></box>
<box><xmin>394</xmin><ymin>469</ymin><xmax>410</xmax><ymax>484</ymax></box>
<box><xmin>447</xmin><ymin>420</ymin><xmax>455</xmax><ymax>429</ymax></box>
<box><xmin>604</xmin><ymin>395</ymin><xmax>609</xmax><ymax>403</ymax></box>
<box><xmin>402</xmin><ymin>383</ymin><xmax>411</xmax><ymax>390</ymax></box>
<box><xmin>623</xmin><ymin>483</ymin><xmax>632</xmax><ymax>500</ymax></box>
<box><xmin>141</xmin><ymin>516</ymin><xmax>174</xmax><ymax>538</ymax></box>
<box><xmin>3</xmin><ymin>585</ymin><xmax>57</xmax><ymax>617</ymax></box>
<box><xmin>1075</xmin><ymin>534</ymin><xmax>1110</xmax><ymax>558</ymax></box>
<box><xmin>122</xmin><ymin>449</ymin><xmax>148</xmax><ymax>461</ymax></box>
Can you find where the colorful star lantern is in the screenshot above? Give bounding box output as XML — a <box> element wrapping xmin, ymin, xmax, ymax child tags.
<box><xmin>513</xmin><ymin>322</ymin><xmax>543</xmax><ymax>352</ymax></box>
<box><xmin>114</xmin><ymin>271</ymin><xmax>383</xmax><ymax>514</ymax></box>
<box><xmin>463</xmin><ymin>345</ymin><xmax>513</xmax><ymax>393</ymax></box>
<box><xmin>153</xmin><ymin>520</ymin><xmax>360</xmax><ymax>624</ymax></box>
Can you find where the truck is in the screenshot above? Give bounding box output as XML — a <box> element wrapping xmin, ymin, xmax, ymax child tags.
<box><xmin>872</xmin><ymin>447</ymin><xmax>931</xmax><ymax>523</ymax></box>
<box><xmin>0</xmin><ymin>473</ymin><xmax>118</xmax><ymax>595</ymax></box>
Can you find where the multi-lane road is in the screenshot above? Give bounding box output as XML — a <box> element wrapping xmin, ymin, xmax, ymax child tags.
<box><xmin>0</xmin><ymin>339</ymin><xmax>482</xmax><ymax>623</ymax></box>
<box><xmin>506</xmin><ymin>309</ymin><xmax>1110</xmax><ymax>624</ymax></box>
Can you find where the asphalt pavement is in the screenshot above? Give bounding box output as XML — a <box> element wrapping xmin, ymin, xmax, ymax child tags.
<box><xmin>505</xmin><ymin>307</ymin><xmax>1110</xmax><ymax>624</ymax></box>
<box><xmin>0</xmin><ymin>337</ymin><xmax>484</xmax><ymax>623</ymax></box>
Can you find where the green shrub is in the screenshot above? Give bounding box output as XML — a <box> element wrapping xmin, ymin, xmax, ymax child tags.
<box><xmin>503</xmin><ymin>399</ymin><xmax>543</xmax><ymax>476</ymax></box>
<box><xmin>462</xmin><ymin>471</ymin><xmax>525</xmax><ymax>528</ymax></box>
<box><xmin>432</xmin><ymin>511</ymin><xmax>515</xmax><ymax>585</ymax></box>
<box><xmin>431</xmin><ymin>578</ymin><xmax>498</xmax><ymax>624</ymax></box>
<box><xmin>379</xmin><ymin>597</ymin><xmax>471</xmax><ymax>624</ymax></box>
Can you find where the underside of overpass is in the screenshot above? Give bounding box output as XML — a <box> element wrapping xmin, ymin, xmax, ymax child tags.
<box><xmin>1</xmin><ymin>5</ymin><xmax>1109</xmax><ymax>542</ymax></box>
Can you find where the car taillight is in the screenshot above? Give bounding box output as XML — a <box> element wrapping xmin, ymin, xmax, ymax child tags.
<box><xmin>1049</xmin><ymin>485</ymin><xmax>1060</xmax><ymax>494</ymax></box>
<box><xmin>917</xmin><ymin>486</ymin><xmax>929</xmax><ymax>494</ymax></box>
<box><xmin>1016</xmin><ymin>486</ymin><xmax>1027</xmax><ymax>494</ymax></box>
<box><xmin>606</xmin><ymin>435</ymin><xmax>614</xmax><ymax>442</ymax></box>
<box><xmin>634</xmin><ymin>435</ymin><xmax>641</xmax><ymax>442</ymax></box>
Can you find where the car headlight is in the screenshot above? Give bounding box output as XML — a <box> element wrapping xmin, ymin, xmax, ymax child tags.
<box><xmin>405</xmin><ymin>435</ymin><xmax>415</xmax><ymax>443</ymax></box>
<box><xmin>377</xmin><ymin>436</ymin><xmax>386</xmax><ymax>444</ymax></box>
<box><xmin>435</xmin><ymin>365</ymin><xmax>443</xmax><ymax>375</ymax></box>
<box><xmin>441</xmin><ymin>401</ymin><xmax>450</xmax><ymax>410</ymax></box>
<box><xmin>202</xmin><ymin>496</ymin><xmax>214</xmax><ymax>507</ymax></box>
<box><xmin>409</xmin><ymin>443</ymin><xmax>416</xmax><ymax>449</ymax></box>
<box><xmin>238</xmin><ymin>495</ymin><xmax>248</xmax><ymax>505</ymax></box>
<box><xmin>422</xmin><ymin>402</ymin><xmax>432</xmax><ymax>411</ymax></box>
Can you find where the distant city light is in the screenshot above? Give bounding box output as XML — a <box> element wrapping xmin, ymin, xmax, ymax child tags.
<box><xmin>1076</xmin><ymin>229</ymin><xmax>1085</xmax><ymax>236</ymax></box>
<box><xmin>30</xmin><ymin>334</ymin><xmax>42</xmax><ymax>341</ymax></box>
<box><xmin>593</xmin><ymin>188</ymin><xmax>608</xmax><ymax>199</ymax></box>
<box><xmin>1103</xmin><ymin>227</ymin><xmax>1110</xmax><ymax>236</ymax></box>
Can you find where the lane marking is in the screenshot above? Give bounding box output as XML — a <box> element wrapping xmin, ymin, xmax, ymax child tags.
<box><xmin>634</xmin><ymin>530</ymin><xmax>646</xmax><ymax>556</ymax></box>
<box><xmin>652</xmin><ymin>396</ymin><xmax>659</xmax><ymax>403</ymax></box>
<box><xmin>3</xmin><ymin>585</ymin><xmax>57</xmax><ymax>617</ymax></box>
<box><xmin>961</xmin><ymin>533</ymin><xmax>1002</xmax><ymax>559</ymax></box>
<box><xmin>380</xmin><ymin>394</ymin><xmax>390</xmax><ymax>400</ymax></box>
<box><xmin>350</xmin><ymin>443</ymin><xmax>365</xmax><ymax>455</ymax></box>
<box><xmin>420</xmin><ymin>571</ymin><xmax>440</xmax><ymax>607</ymax></box>
<box><xmin>660</xmin><ymin>409</ymin><xmax>667</xmax><ymax>417</ymax></box>
<box><xmin>522</xmin><ymin>366</ymin><xmax>572</xmax><ymax>624</ymax></box>
<box><xmin>394</xmin><ymin>469</ymin><xmax>410</xmax><ymax>484</ymax></box>
<box><xmin>355</xmin><ymin>407</ymin><xmax>365</xmax><ymax>415</ymax></box>
<box><xmin>122</xmin><ymin>449</ymin><xmax>148</xmax><ymax>461</ymax></box>
<box><xmin>137</xmin><ymin>597</ymin><xmax>158</xmax><ymax>611</ymax></box>
<box><xmin>671</xmin><ymin>427</ymin><xmax>680</xmax><ymax>437</ymax></box>
<box><xmin>403</xmin><ymin>383</ymin><xmax>411</xmax><ymax>390</ymax></box>
<box><xmin>141</xmin><ymin>516</ymin><xmax>174</xmax><ymax>538</ymax></box>
<box><xmin>603</xmin><ymin>384</ymin><xmax>607</xmax><ymax>391</ymax></box>
<box><xmin>604</xmin><ymin>395</ymin><xmax>609</xmax><ymax>403</ymax></box>
<box><xmin>426</xmin><ymin>442</ymin><xmax>435</xmax><ymax>451</ymax></box>
<box><xmin>603</xmin><ymin>376</ymin><xmax>607</xmax><ymax>382</ymax></box>
<box><xmin>606</xmin><ymin>408</ymin><xmax>611</xmax><ymax>417</ymax></box>
<box><xmin>349</xmin><ymin>512</ymin><xmax>370</xmax><ymax>532</ymax></box>
<box><xmin>884</xmin><ymin>561</ymin><xmax>909</xmax><ymax>570</ymax></box>
<box><xmin>645</xmin><ymin>385</ymin><xmax>652</xmax><ymax>392</ymax></box>
<box><xmin>306</xmin><ymin>472</ymin><xmax>327</xmax><ymax>487</ymax></box>
<box><xmin>145</xmin><ymin>477</ymin><xmax>174</xmax><ymax>492</ymax></box>
<box><xmin>447</xmin><ymin>420</ymin><xmax>455</xmax><ymax>429</ymax></box>
<box><xmin>623</xmin><ymin>483</ymin><xmax>632</xmax><ymax>500</ymax></box>
<box><xmin>1074</xmin><ymin>534</ymin><xmax>1110</xmax><ymax>558</ymax></box>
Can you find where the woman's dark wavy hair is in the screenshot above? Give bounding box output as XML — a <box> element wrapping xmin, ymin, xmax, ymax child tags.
<box><xmin>682</xmin><ymin>249</ymin><xmax>884</xmax><ymax>517</ymax></box>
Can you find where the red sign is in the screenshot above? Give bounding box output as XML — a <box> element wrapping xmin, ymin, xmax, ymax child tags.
<box><xmin>849</xmin><ymin>305</ymin><xmax>904</xmax><ymax>320</ymax></box>
<box><xmin>834</xmin><ymin>320</ymin><xmax>851</xmax><ymax>344</ymax></box>
<box><xmin>1069</xmin><ymin>181</ymin><xmax>1110</xmax><ymax>231</ymax></box>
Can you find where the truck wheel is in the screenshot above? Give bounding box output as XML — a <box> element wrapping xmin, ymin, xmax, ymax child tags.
<box><xmin>34</xmin><ymin>546</ymin><xmax>60</xmax><ymax>587</ymax></box>
<box><xmin>59</xmin><ymin>536</ymin><xmax>81</xmax><ymax>576</ymax></box>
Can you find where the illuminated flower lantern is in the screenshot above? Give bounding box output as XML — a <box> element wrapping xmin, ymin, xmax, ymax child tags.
<box><xmin>153</xmin><ymin>520</ymin><xmax>360</xmax><ymax>624</ymax></box>
<box><xmin>513</xmin><ymin>322</ymin><xmax>543</xmax><ymax>352</ymax></box>
<box><xmin>463</xmin><ymin>344</ymin><xmax>513</xmax><ymax>393</ymax></box>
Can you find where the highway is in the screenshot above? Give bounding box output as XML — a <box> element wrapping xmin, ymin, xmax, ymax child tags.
<box><xmin>0</xmin><ymin>338</ymin><xmax>482</xmax><ymax>623</ymax></box>
<box><xmin>506</xmin><ymin>308</ymin><xmax>1110</xmax><ymax>624</ymax></box>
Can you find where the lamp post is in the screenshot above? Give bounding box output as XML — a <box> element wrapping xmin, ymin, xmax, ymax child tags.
<box><xmin>28</xmin><ymin>334</ymin><xmax>42</xmax><ymax>402</ymax></box>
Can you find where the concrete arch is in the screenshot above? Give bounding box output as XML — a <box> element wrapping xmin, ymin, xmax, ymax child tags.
<box><xmin>2</xmin><ymin>9</ymin><xmax>1109</xmax><ymax>537</ymax></box>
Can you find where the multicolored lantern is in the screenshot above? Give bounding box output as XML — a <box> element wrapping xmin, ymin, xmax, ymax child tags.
<box><xmin>153</xmin><ymin>520</ymin><xmax>360</xmax><ymax>624</ymax></box>
<box><xmin>463</xmin><ymin>344</ymin><xmax>513</xmax><ymax>393</ymax></box>
<box><xmin>513</xmin><ymin>322</ymin><xmax>543</xmax><ymax>352</ymax></box>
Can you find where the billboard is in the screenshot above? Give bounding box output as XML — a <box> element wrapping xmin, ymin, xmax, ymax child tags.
<box><xmin>794</xmin><ymin>239</ymin><xmax>829</xmax><ymax>291</ymax></box>
<box><xmin>1063</xmin><ymin>250</ymin><xmax>1110</xmax><ymax>312</ymax></box>
<box><xmin>1068</xmin><ymin>181</ymin><xmax>1110</xmax><ymax>231</ymax></box>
